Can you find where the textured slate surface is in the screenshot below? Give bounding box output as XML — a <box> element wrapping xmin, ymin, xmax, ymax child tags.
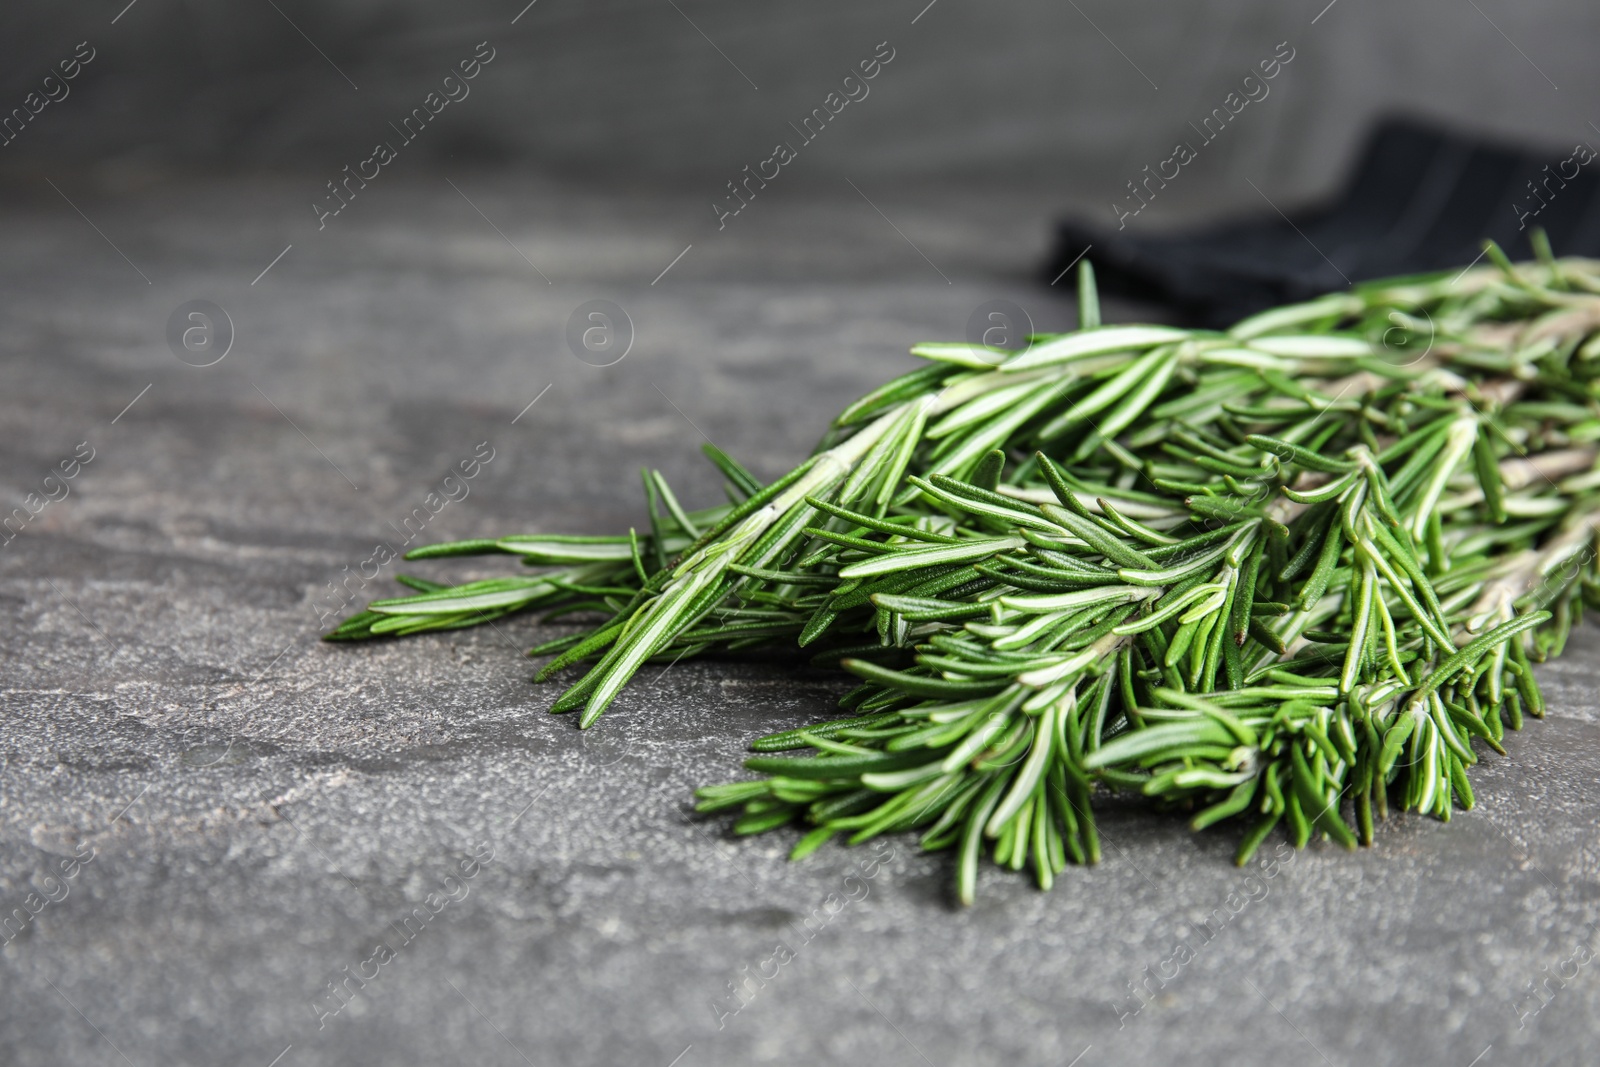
<box><xmin>2</xmin><ymin>173</ymin><xmax>1599</xmax><ymax>1067</ymax></box>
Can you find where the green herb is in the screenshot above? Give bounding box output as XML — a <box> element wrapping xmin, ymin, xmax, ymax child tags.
<box><xmin>332</xmin><ymin>243</ymin><xmax>1600</xmax><ymax>902</ymax></box>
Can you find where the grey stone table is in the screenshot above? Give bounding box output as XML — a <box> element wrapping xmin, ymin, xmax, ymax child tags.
<box><xmin>2</xmin><ymin>171</ymin><xmax>1598</xmax><ymax>1067</ymax></box>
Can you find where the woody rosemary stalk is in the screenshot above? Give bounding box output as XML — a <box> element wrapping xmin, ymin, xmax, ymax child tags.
<box><xmin>331</xmin><ymin>241</ymin><xmax>1600</xmax><ymax>902</ymax></box>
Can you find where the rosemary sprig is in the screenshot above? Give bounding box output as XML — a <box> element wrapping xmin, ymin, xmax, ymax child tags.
<box><xmin>332</xmin><ymin>245</ymin><xmax>1600</xmax><ymax>901</ymax></box>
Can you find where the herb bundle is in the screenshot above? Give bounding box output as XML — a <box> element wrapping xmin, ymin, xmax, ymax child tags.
<box><xmin>331</xmin><ymin>244</ymin><xmax>1600</xmax><ymax>902</ymax></box>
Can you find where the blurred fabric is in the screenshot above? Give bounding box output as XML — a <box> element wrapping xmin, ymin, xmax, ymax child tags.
<box><xmin>1046</xmin><ymin>116</ymin><xmax>1600</xmax><ymax>326</ymax></box>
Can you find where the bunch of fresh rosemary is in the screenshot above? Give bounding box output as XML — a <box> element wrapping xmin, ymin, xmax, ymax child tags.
<box><xmin>332</xmin><ymin>242</ymin><xmax>1600</xmax><ymax>902</ymax></box>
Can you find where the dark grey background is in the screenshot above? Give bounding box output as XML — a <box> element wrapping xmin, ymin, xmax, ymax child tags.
<box><xmin>4</xmin><ymin>1</ymin><xmax>1599</xmax><ymax>213</ymax></box>
<box><xmin>3</xmin><ymin>3</ymin><xmax>1600</xmax><ymax>1066</ymax></box>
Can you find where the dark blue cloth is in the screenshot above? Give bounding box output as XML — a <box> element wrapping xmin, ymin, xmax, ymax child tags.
<box><xmin>1045</xmin><ymin>116</ymin><xmax>1600</xmax><ymax>326</ymax></box>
